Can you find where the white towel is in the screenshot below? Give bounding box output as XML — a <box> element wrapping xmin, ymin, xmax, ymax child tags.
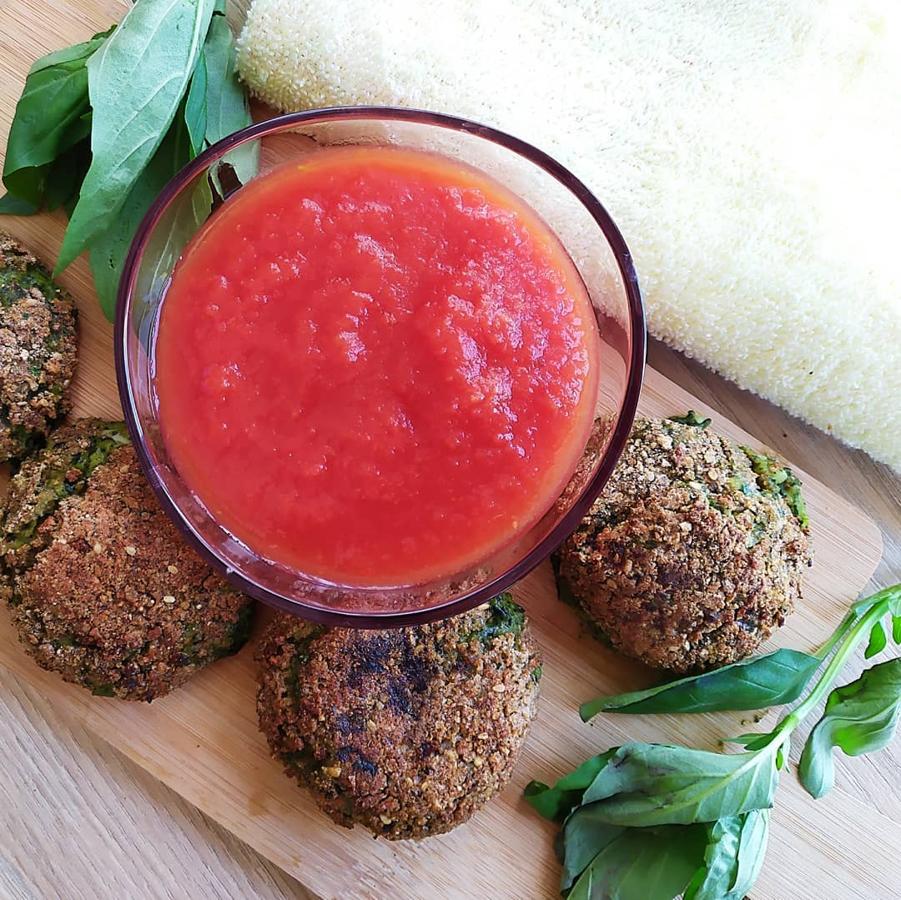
<box><xmin>236</xmin><ymin>0</ymin><xmax>901</xmax><ymax>470</ymax></box>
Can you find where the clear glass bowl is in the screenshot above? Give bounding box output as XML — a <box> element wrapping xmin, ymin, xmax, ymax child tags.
<box><xmin>115</xmin><ymin>107</ymin><xmax>645</xmax><ymax>627</ymax></box>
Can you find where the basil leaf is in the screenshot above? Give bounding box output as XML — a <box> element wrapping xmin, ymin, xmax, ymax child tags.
<box><xmin>728</xmin><ymin>809</ymin><xmax>769</xmax><ymax>898</ymax></box>
<box><xmin>865</xmin><ymin>620</ymin><xmax>887</xmax><ymax>659</ymax></box>
<box><xmin>581</xmin><ymin>648</ymin><xmax>821</xmax><ymax>719</ymax></box>
<box><xmin>56</xmin><ymin>0</ymin><xmax>216</xmax><ymax>274</ymax></box>
<box><xmin>684</xmin><ymin>818</ymin><xmax>741</xmax><ymax>900</ymax></box>
<box><xmin>579</xmin><ymin>742</ymin><xmax>780</xmax><ymax>826</ymax></box>
<box><xmin>199</xmin><ymin>10</ymin><xmax>257</xmax><ymax>189</ymax></box>
<box><xmin>684</xmin><ymin>810</ymin><xmax>769</xmax><ymax>900</ymax></box>
<box><xmin>44</xmin><ymin>134</ymin><xmax>92</xmax><ymax>214</ymax></box>
<box><xmin>724</xmin><ymin>733</ymin><xmax>773</xmax><ymax>751</ymax></box>
<box><xmin>566</xmin><ymin>824</ymin><xmax>707</xmax><ymax>900</ymax></box>
<box><xmin>0</xmin><ymin>194</ymin><xmax>39</xmax><ymax>215</ymax></box>
<box><xmin>851</xmin><ymin>584</ymin><xmax>901</xmax><ymax>618</ymax></box>
<box><xmin>558</xmin><ymin>806</ymin><xmax>625</xmax><ymax>892</ymax></box>
<box><xmin>184</xmin><ymin>55</ymin><xmax>209</xmax><ymax>157</ymax></box>
<box><xmin>799</xmin><ymin>658</ymin><xmax>901</xmax><ymax>799</ymax></box>
<box><xmin>27</xmin><ymin>28</ymin><xmax>114</xmax><ymax>75</ymax></box>
<box><xmin>136</xmin><ymin>175</ymin><xmax>213</xmax><ymax>320</ymax></box>
<box><xmin>89</xmin><ymin>105</ymin><xmax>212</xmax><ymax>319</ymax></box>
<box><xmin>893</xmin><ymin>615</ymin><xmax>901</xmax><ymax>645</ymax></box>
<box><xmin>525</xmin><ymin>749</ymin><xmax>619</xmax><ymax>823</ymax></box>
<box><xmin>1</xmin><ymin>29</ymin><xmax>110</xmax><ymax>207</ymax></box>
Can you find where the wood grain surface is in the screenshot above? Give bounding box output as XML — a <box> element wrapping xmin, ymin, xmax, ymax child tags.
<box><xmin>0</xmin><ymin>2</ymin><xmax>899</xmax><ymax>899</ymax></box>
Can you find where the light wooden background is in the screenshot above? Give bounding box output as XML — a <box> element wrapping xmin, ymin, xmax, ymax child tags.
<box><xmin>0</xmin><ymin>1</ymin><xmax>899</xmax><ymax>898</ymax></box>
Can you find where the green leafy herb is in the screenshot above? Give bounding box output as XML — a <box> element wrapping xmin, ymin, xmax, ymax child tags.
<box><xmin>741</xmin><ymin>446</ymin><xmax>809</xmax><ymax>529</ymax></box>
<box><xmin>0</xmin><ymin>0</ymin><xmax>256</xmax><ymax>319</ymax></box>
<box><xmin>55</xmin><ymin>0</ymin><xmax>217</xmax><ymax>274</ymax></box>
<box><xmin>89</xmin><ymin>100</ymin><xmax>212</xmax><ymax>319</ymax></box>
<box><xmin>587</xmin><ymin>741</ymin><xmax>780</xmax><ymax>826</ymax></box>
<box><xmin>865</xmin><ymin>619</ymin><xmax>888</xmax><ymax>659</ymax></box>
<box><xmin>216</xmin><ymin>602</ymin><xmax>255</xmax><ymax>658</ymax></box>
<box><xmin>50</xmin><ymin>634</ymin><xmax>77</xmax><ymax>650</ymax></box>
<box><xmin>565</xmin><ymin>822</ymin><xmax>707</xmax><ymax>900</ymax></box>
<box><xmin>683</xmin><ymin>810</ymin><xmax>769</xmax><ymax>900</ymax></box>
<box><xmin>0</xmin><ymin>28</ymin><xmax>112</xmax><ymax>209</ymax></box>
<box><xmin>0</xmin><ymin>246</ymin><xmax>60</xmax><ymax>309</ymax></box>
<box><xmin>557</xmin><ymin>806</ymin><xmax>626</xmax><ymax>894</ymax></box>
<box><xmin>2</xmin><ymin>422</ymin><xmax>130</xmax><ymax>554</ymax></box>
<box><xmin>194</xmin><ymin>8</ymin><xmax>258</xmax><ymax>190</ymax></box>
<box><xmin>725</xmin><ymin>732</ymin><xmax>776</xmax><ymax>752</ymax></box>
<box><xmin>580</xmin><ymin>648</ymin><xmax>822</xmax><ymax>719</ymax></box>
<box><xmin>799</xmin><ymin>657</ymin><xmax>901</xmax><ymax>799</ymax></box>
<box><xmin>552</xmin><ymin>555</ymin><xmax>614</xmax><ymax>646</ymax></box>
<box><xmin>184</xmin><ymin>50</ymin><xmax>209</xmax><ymax>157</ymax></box>
<box><xmin>529</xmin><ymin>585</ymin><xmax>901</xmax><ymax>898</ymax></box>
<box><xmin>524</xmin><ymin>749</ymin><xmax>618</xmax><ymax>822</ymax></box>
<box><xmin>44</xmin><ymin>132</ymin><xmax>93</xmax><ymax>216</ymax></box>
<box><xmin>552</xmin><ymin>556</ymin><xmax>579</xmax><ymax>610</ymax></box>
<box><xmin>284</xmin><ymin>625</ymin><xmax>326</xmax><ymax>701</ymax></box>
<box><xmin>0</xmin><ymin>195</ymin><xmax>40</xmax><ymax>215</ymax></box>
<box><xmin>470</xmin><ymin>593</ymin><xmax>525</xmax><ymax>645</ymax></box>
<box><xmin>528</xmin><ymin>740</ymin><xmax>781</xmax><ymax>831</ymax></box>
<box><xmin>668</xmin><ymin>410</ymin><xmax>711</xmax><ymax>429</ymax></box>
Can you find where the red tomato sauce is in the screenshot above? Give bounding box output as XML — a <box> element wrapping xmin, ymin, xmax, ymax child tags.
<box><xmin>155</xmin><ymin>147</ymin><xmax>598</xmax><ymax>586</ymax></box>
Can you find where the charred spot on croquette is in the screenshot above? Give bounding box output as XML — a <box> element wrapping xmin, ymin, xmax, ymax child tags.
<box><xmin>556</xmin><ymin>416</ymin><xmax>811</xmax><ymax>674</ymax></box>
<box><xmin>256</xmin><ymin>594</ymin><xmax>541</xmax><ymax>840</ymax></box>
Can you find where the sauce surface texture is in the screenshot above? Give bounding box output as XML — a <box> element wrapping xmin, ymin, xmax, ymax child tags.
<box><xmin>156</xmin><ymin>147</ymin><xmax>597</xmax><ymax>585</ymax></box>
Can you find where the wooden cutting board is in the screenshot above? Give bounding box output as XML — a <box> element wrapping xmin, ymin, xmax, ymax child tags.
<box><xmin>0</xmin><ymin>4</ymin><xmax>892</xmax><ymax>899</ymax></box>
<box><xmin>0</xmin><ymin>394</ymin><xmax>888</xmax><ymax>900</ymax></box>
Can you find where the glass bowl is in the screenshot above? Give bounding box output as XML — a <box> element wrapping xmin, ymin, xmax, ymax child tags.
<box><xmin>115</xmin><ymin>107</ymin><xmax>645</xmax><ymax>627</ymax></box>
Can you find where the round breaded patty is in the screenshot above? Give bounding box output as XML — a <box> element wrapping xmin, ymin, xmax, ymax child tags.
<box><xmin>256</xmin><ymin>595</ymin><xmax>541</xmax><ymax>839</ymax></box>
<box><xmin>557</xmin><ymin>414</ymin><xmax>811</xmax><ymax>673</ymax></box>
<box><xmin>0</xmin><ymin>418</ymin><xmax>254</xmax><ymax>701</ymax></box>
<box><xmin>0</xmin><ymin>232</ymin><xmax>77</xmax><ymax>461</ymax></box>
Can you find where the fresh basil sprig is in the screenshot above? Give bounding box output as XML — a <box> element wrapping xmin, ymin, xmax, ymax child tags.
<box><xmin>0</xmin><ymin>28</ymin><xmax>113</xmax><ymax>215</ymax></box>
<box><xmin>581</xmin><ymin>602</ymin><xmax>870</xmax><ymax>720</ymax></box>
<box><xmin>54</xmin><ymin>0</ymin><xmax>217</xmax><ymax>274</ymax></box>
<box><xmin>799</xmin><ymin>657</ymin><xmax>901</xmax><ymax>799</ymax></box>
<box><xmin>0</xmin><ymin>0</ymin><xmax>256</xmax><ymax>319</ymax></box>
<box><xmin>580</xmin><ymin>647</ymin><xmax>823</xmax><ymax>720</ymax></box>
<box><xmin>88</xmin><ymin>100</ymin><xmax>206</xmax><ymax>319</ymax></box>
<box><xmin>528</xmin><ymin>585</ymin><xmax>901</xmax><ymax>899</ymax></box>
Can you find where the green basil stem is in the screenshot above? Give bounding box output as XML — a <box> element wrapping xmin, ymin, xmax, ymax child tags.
<box><xmin>813</xmin><ymin>610</ymin><xmax>857</xmax><ymax>661</ymax></box>
<box><xmin>772</xmin><ymin>599</ymin><xmax>890</xmax><ymax>742</ymax></box>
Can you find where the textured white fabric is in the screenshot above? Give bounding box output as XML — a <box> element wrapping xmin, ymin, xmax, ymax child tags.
<box><xmin>237</xmin><ymin>0</ymin><xmax>901</xmax><ymax>469</ymax></box>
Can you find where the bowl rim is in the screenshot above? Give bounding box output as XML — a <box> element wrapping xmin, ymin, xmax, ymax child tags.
<box><xmin>115</xmin><ymin>105</ymin><xmax>646</xmax><ymax>627</ymax></box>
